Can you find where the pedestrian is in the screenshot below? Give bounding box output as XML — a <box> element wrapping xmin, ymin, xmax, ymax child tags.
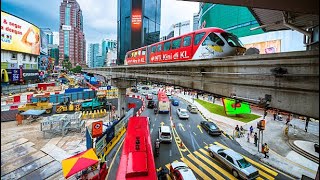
<box><xmin>235</xmin><ymin>125</ymin><xmax>240</xmax><ymax>138</ymax></box>
<box><xmin>240</xmin><ymin>126</ymin><xmax>244</xmax><ymax>137</ymax></box>
<box><xmin>305</xmin><ymin>117</ymin><xmax>310</xmax><ymax>132</ymax></box>
<box><xmin>247</xmin><ymin>133</ymin><xmax>250</xmax><ymax>142</ymax></box>
<box><xmin>264</xmin><ymin>143</ymin><xmax>269</xmax><ymax>158</ymax></box>
<box><xmin>254</xmin><ymin>132</ymin><xmax>258</xmax><ymax>147</ymax></box>
<box><xmin>273</xmin><ymin>111</ymin><xmax>277</xmax><ymax>121</ymax></box>
<box><xmin>249</xmin><ymin>126</ymin><xmax>253</xmax><ymax>136</ymax></box>
<box><xmin>263</xmin><ymin>110</ymin><xmax>267</xmax><ymax>119</ymax></box>
<box><xmin>285</xmin><ymin>115</ymin><xmax>291</xmax><ymax>125</ymax></box>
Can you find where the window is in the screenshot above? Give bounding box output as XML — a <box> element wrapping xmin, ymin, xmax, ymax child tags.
<box><xmin>218</xmin><ymin>152</ymin><xmax>226</xmax><ymax>158</ymax></box>
<box><xmin>164</xmin><ymin>41</ymin><xmax>171</xmax><ymax>51</ymax></box>
<box><xmin>23</xmin><ymin>54</ymin><xmax>26</xmax><ymax>60</ymax></box>
<box><xmin>194</xmin><ymin>32</ymin><xmax>205</xmax><ymax>45</ymax></box>
<box><xmin>138</xmin><ymin>51</ymin><xmax>141</xmax><ymax>56</ymax></box>
<box><xmin>202</xmin><ymin>32</ymin><xmax>225</xmax><ymax>46</ymax></box>
<box><xmin>142</xmin><ymin>49</ymin><xmax>146</xmax><ymax>55</ymax></box>
<box><xmin>237</xmin><ymin>159</ymin><xmax>251</xmax><ymax>168</ymax></box>
<box><xmin>183</xmin><ymin>36</ymin><xmax>191</xmax><ymax>47</ymax></box>
<box><xmin>11</xmin><ymin>53</ymin><xmax>17</xmax><ymax>59</ymax></box>
<box><xmin>220</xmin><ymin>32</ymin><xmax>243</xmax><ymax>47</ymax></box>
<box><xmin>172</xmin><ymin>38</ymin><xmax>181</xmax><ymax>49</ymax></box>
<box><xmin>151</xmin><ymin>46</ymin><xmax>157</xmax><ymax>53</ymax></box>
<box><xmin>226</xmin><ymin>156</ymin><xmax>234</xmax><ymax>164</ymax></box>
<box><xmin>29</xmin><ymin>56</ymin><xmax>32</xmax><ymax>61</ymax></box>
<box><xmin>157</xmin><ymin>44</ymin><xmax>162</xmax><ymax>52</ymax></box>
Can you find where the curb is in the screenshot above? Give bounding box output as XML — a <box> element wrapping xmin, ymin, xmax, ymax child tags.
<box><xmin>177</xmin><ymin>94</ymin><xmax>234</xmax><ymax>140</ymax></box>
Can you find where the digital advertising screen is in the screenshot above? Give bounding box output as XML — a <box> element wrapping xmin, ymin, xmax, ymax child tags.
<box><xmin>131</xmin><ymin>0</ymin><xmax>142</xmax><ymax>49</ymax></box>
<box><xmin>1</xmin><ymin>11</ymin><xmax>40</xmax><ymax>55</ymax></box>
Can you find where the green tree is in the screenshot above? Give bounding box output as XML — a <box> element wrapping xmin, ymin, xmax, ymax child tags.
<box><xmin>71</xmin><ymin>65</ymin><xmax>82</xmax><ymax>73</ymax></box>
<box><xmin>62</xmin><ymin>57</ymin><xmax>72</xmax><ymax>71</ymax></box>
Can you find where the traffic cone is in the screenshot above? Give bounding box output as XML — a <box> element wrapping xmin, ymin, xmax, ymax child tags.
<box><xmin>180</xmin><ymin>142</ymin><xmax>184</xmax><ymax>148</ymax></box>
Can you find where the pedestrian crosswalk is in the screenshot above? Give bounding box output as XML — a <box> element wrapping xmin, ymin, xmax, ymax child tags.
<box><xmin>159</xmin><ymin>141</ymin><xmax>279</xmax><ymax>180</ymax></box>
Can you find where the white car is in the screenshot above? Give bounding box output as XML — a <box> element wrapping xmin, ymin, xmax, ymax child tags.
<box><xmin>169</xmin><ymin>161</ymin><xmax>197</xmax><ymax>180</ymax></box>
<box><xmin>208</xmin><ymin>145</ymin><xmax>259</xmax><ymax>180</ymax></box>
<box><xmin>176</xmin><ymin>108</ymin><xmax>189</xmax><ymax>119</ymax></box>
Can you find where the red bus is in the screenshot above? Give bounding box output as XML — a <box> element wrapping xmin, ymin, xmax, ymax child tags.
<box><xmin>116</xmin><ymin>116</ymin><xmax>157</xmax><ymax>180</ymax></box>
<box><xmin>157</xmin><ymin>91</ymin><xmax>170</xmax><ymax>114</ymax></box>
<box><xmin>125</xmin><ymin>27</ymin><xmax>246</xmax><ymax>65</ymax></box>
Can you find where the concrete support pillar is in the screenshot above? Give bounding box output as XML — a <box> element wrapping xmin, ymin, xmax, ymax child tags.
<box><xmin>111</xmin><ymin>78</ymin><xmax>136</xmax><ymax>119</ymax></box>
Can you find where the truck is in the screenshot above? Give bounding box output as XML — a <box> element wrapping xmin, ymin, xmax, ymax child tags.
<box><xmin>81</xmin><ymin>97</ymin><xmax>111</xmax><ymax>111</ymax></box>
<box><xmin>18</xmin><ymin>95</ymin><xmax>53</xmax><ymax>114</ymax></box>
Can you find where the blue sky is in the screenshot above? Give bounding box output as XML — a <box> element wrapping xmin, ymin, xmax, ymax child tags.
<box><xmin>1</xmin><ymin>0</ymin><xmax>199</xmax><ymax>46</ymax></box>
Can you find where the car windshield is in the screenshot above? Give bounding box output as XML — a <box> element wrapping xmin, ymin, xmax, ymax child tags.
<box><xmin>209</xmin><ymin>123</ymin><xmax>217</xmax><ymax>130</ymax></box>
<box><xmin>237</xmin><ymin>158</ymin><xmax>251</xmax><ymax>168</ymax></box>
<box><xmin>181</xmin><ymin>110</ymin><xmax>188</xmax><ymax>115</ymax></box>
<box><xmin>220</xmin><ymin>32</ymin><xmax>243</xmax><ymax>47</ymax></box>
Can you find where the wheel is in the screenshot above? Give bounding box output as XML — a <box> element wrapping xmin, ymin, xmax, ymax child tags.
<box><xmin>46</xmin><ymin>108</ymin><xmax>52</xmax><ymax>114</ymax></box>
<box><xmin>209</xmin><ymin>151</ymin><xmax>214</xmax><ymax>158</ymax></box>
<box><xmin>232</xmin><ymin>169</ymin><xmax>239</xmax><ymax>178</ymax></box>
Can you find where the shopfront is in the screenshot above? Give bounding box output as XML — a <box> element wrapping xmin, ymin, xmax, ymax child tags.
<box><xmin>22</xmin><ymin>69</ymin><xmax>39</xmax><ymax>84</ymax></box>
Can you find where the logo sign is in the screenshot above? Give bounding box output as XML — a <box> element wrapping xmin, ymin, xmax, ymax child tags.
<box><xmin>11</xmin><ymin>69</ymin><xmax>20</xmax><ymax>82</ymax></box>
<box><xmin>62</xmin><ymin>25</ymin><xmax>71</xmax><ymax>31</ymax></box>
<box><xmin>107</xmin><ymin>85</ymin><xmax>111</xmax><ymax>90</ymax></box>
<box><xmin>92</xmin><ymin>121</ymin><xmax>103</xmax><ymax>138</ymax></box>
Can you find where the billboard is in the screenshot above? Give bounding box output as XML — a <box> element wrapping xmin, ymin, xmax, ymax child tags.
<box><xmin>131</xmin><ymin>0</ymin><xmax>142</xmax><ymax>49</ymax></box>
<box><xmin>244</xmin><ymin>39</ymin><xmax>281</xmax><ymax>54</ymax></box>
<box><xmin>62</xmin><ymin>25</ymin><xmax>71</xmax><ymax>31</ymax></box>
<box><xmin>1</xmin><ymin>11</ymin><xmax>40</xmax><ymax>55</ymax></box>
<box><xmin>222</xmin><ymin>98</ymin><xmax>251</xmax><ymax>115</ymax></box>
<box><xmin>40</xmin><ymin>29</ymin><xmax>48</xmax><ymax>55</ymax></box>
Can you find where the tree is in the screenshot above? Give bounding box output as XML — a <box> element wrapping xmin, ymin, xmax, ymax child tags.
<box><xmin>62</xmin><ymin>57</ymin><xmax>72</xmax><ymax>71</ymax></box>
<box><xmin>71</xmin><ymin>65</ymin><xmax>82</xmax><ymax>73</ymax></box>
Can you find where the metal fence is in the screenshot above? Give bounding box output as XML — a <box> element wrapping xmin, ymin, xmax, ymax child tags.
<box><xmin>1</xmin><ymin>84</ymin><xmax>37</xmax><ymax>95</ymax></box>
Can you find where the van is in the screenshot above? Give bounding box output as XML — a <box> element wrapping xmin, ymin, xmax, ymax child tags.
<box><xmin>187</xmin><ymin>104</ymin><xmax>198</xmax><ymax>113</ymax></box>
<box><xmin>158</xmin><ymin>126</ymin><xmax>172</xmax><ymax>143</ymax></box>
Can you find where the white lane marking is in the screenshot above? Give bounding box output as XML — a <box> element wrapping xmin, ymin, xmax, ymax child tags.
<box><xmin>153</xmin><ymin>124</ymin><xmax>155</xmax><ymax>127</ymax></box>
<box><xmin>169</xmin><ymin>150</ymin><xmax>172</xmax><ymax>157</ymax></box>
<box><xmin>151</xmin><ymin>128</ymin><xmax>153</xmax><ymax>134</ymax></box>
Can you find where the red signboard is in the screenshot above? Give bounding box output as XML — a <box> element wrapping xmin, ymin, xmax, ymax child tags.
<box><xmin>92</xmin><ymin>121</ymin><xmax>103</xmax><ymax>138</ymax></box>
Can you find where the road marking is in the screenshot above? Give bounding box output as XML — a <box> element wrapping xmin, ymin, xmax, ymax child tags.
<box><xmin>187</xmin><ymin>154</ymin><xmax>224</xmax><ymax>179</ymax></box>
<box><xmin>203</xmin><ymin>142</ymin><xmax>208</xmax><ymax>146</ymax></box>
<box><xmin>194</xmin><ymin>151</ymin><xmax>236</xmax><ymax>180</ymax></box>
<box><xmin>169</xmin><ymin>150</ymin><xmax>172</xmax><ymax>157</ymax></box>
<box><xmin>193</xmin><ymin>132</ymin><xmax>197</xmax><ymax>136</ymax></box>
<box><xmin>197</xmin><ymin>125</ymin><xmax>203</xmax><ymax>133</ymax></box>
<box><xmin>106</xmin><ymin>137</ymin><xmax>125</xmax><ymax>180</ymax></box>
<box><xmin>165</xmin><ymin>163</ymin><xmax>171</xmax><ymax>171</ymax></box>
<box><xmin>181</xmin><ymin>157</ymin><xmax>212</xmax><ymax>180</ymax></box>
<box><xmin>150</xmin><ymin>128</ymin><xmax>153</xmax><ymax>134</ymax></box>
<box><xmin>160</xmin><ymin>122</ymin><xmax>165</xmax><ymax>126</ymax></box>
<box><xmin>153</xmin><ymin>124</ymin><xmax>155</xmax><ymax>127</ymax></box>
<box><xmin>213</xmin><ymin>141</ymin><xmax>278</xmax><ymax>177</ymax></box>
<box><xmin>178</xmin><ymin>123</ymin><xmax>185</xmax><ymax>131</ymax></box>
<box><xmin>171</xmin><ymin>127</ymin><xmax>184</xmax><ymax>158</ymax></box>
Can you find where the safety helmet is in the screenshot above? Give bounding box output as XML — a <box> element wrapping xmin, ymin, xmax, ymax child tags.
<box><xmin>156</xmin><ymin>139</ymin><xmax>159</xmax><ymax>142</ymax></box>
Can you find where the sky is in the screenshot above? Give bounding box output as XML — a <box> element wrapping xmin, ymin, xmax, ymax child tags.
<box><xmin>1</xmin><ymin>0</ymin><xmax>199</xmax><ymax>46</ymax></box>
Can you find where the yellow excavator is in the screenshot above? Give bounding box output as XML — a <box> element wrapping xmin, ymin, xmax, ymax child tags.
<box><xmin>18</xmin><ymin>95</ymin><xmax>53</xmax><ymax>114</ymax></box>
<box><xmin>56</xmin><ymin>97</ymin><xmax>82</xmax><ymax>113</ymax></box>
<box><xmin>60</xmin><ymin>73</ymin><xmax>76</xmax><ymax>87</ymax></box>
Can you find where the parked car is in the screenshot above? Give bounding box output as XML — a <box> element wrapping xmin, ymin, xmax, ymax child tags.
<box><xmin>208</xmin><ymin>145</ymin><xmax>259</xmax><ymax>180</ymax></box>
<box><xmin>146</xmin><ymin>94</ymin><xmax>153</xmax><ymax>100</ymax></box>
<box><xmin>171</xmin><ymin>99</ymin><xmax>179</xmax><ymax>106</ymax></box>
<box><xmin>187</xmin><ymin>104</ymin><xmax>198</xmax><ymax>113</ymax></box>
<box><xmin>158</xmin><ymin>126</ymin><xmax>172</xmax><ymax>143</ymax></box>
<box><xmin>176</xmin><ymin>108</ymin><xmax>189</xmax><ymax>119</ymax></box>
<box><xmin>147</xmin><ymin>100</ymin><xmax>155</xmax><ymax>109</ymax></box>
<box><xmin>200</xmin><ymin>121</ymin><xmax>222</xmax><ymax>136</ymax></box>
<box><xmin>169</xmin><ymin>161</ymin><xmax>197</xmax><ymax>180</ymax></box>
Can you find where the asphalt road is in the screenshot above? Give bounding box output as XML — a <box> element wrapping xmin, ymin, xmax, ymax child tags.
<box><xmin>106</xmin><ymin>94</ymin><xmax>290</xmax><ymax>180</ymax></box>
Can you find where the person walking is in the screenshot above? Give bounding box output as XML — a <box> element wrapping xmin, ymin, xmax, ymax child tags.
<box><xmin>240</xmin><ymin>126</ymin><xmax>244</xmax><ymax>137</ymax></box>
<box><xmin>273</xmin><ymin>111</ymin><xmax>277</xmax><ymax>121</ymax></box>
<box><xmin>254</xmin><ymin>132</ymin><xmax>258</xmax><ymax>147</ymax></box>
<box><xmin>249</xmin><ymin>126</ymin><xmax>254</xmax><ymax>136</ymax></box>
<box><xmin>285</xmin><ymin>115</ymin><xmax>291</xmax><ymax>125</ymax></box>
<box><xmin>247</xmin><ymin>133</ymin><xmax>250</xmax><ymax>142</ymax></box>
<box><xmin>305</xmin><ymin>117</ymin><xmax>310</xmax><ymax>132</ymax></box>
<box><xmin>235</xmin><ymin>125</ymin><xmax>240</xmax><ymax>138</ymax></box>
<box><xmin>264</xmin><ymin>143</ymin><xmax>269</xmax><ymax>158</ymax></box>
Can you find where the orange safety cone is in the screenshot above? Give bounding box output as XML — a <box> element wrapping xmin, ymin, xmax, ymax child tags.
<box><xmin>180</xmin><ymin>141</ymin><xmax>184</xmax><ymax>148</ymax></box>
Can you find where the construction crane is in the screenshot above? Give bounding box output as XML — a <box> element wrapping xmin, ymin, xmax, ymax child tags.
<box><xmin>59</xmin><ymin>73</ymin><xmax>76</xmax><ymax>87</ymax></box>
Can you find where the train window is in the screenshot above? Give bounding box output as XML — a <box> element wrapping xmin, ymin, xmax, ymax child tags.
<box><xmin>220</xmin><ymin>32</ymin><xmax>243</xmax><ymax>47</ymax></box>
<box><xmin>172</xmin><ymin>38</ymin><xmax>181</xmax><ymax>49</ymax></box>
<box><xmin>138</xmin><ymin>51</ymin><xmax>141</xmax><ymax>56</ymax></box>
<box><xmin>142</xmin><ymin>49</ymin><xmax>146</xmax><ymax>55</ymax></box>
<box><xmin>151</xmin><ymin>46</ymin><xmax>157</xmax><ymax>53</ymax></box>
<box><xmin>194</xmin><ymin>32</ymin><xmax>205</xmax><ymax>45</ymax></box>
<box><xmin>202</xmin><ymin>32</ymin><xmax>225</xmax><ymax>46</ymax></box>
<box><xmin>157</xmin><ymin>44</ymin><xmax>162</xmax><ymax>52</ymax></box>
<box><xmin>183</xmin><ymin>36</ymin><xmax>191</xmax><ymax>47</ymax></box>
<box><xmin>164</xmin><ymin>41</ymin><xmax>171</xmax><ymax>51</ymax></box>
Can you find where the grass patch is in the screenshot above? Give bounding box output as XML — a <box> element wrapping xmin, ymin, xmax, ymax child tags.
<box><xmin>195</xmin><ymin>99</ymin><xmax>260</xmax><ymax>123</ymax></box>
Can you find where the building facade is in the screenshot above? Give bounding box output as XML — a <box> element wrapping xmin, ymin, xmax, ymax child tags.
<box><xmin>117</xmin><ymin>0</ymin><xmax>161</xmax><ymax>64</ymax></box>
<box><xmin>165</xmin><ymin>20</ymin><xmax>191</xmax><ymax>39</ymax></box>
<box><xmin>59</xmin><ymin>0</ymin><xmax>86</xmax><ymax>67</ymax></box>
<box><xmin>193</xmin><ymin>13</ymin><xmax>200</xmax><ymax>31</ymax></box>
<box><xmin>87</xmin><ymin>43</ymin><xmax>100</xmax><ymax>68</ymax></box>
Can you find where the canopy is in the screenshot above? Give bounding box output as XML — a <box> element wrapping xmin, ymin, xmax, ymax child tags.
<box><xmin>21</xmin><ymin>110</ymin><xmax>46</xmax><ymax>116</ymax></box>
<box><xmin>61</xmin><ymin>148</ymin><xmax>99</xmax><ymax>178</ymax></box>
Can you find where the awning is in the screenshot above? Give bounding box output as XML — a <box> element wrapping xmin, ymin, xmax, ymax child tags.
<box><xmin>20</xmin><ymin>110</ymin><xmax>46</xmax><ymax>116</ymax></box>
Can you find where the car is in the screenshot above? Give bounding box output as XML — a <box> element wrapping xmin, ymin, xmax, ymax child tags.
<box><xmin>176</xmin><ymin>108</ymin><xmax>189</xmax><ymax>119</ymax></box>
<box><xmin>152</xmin><ymin>90</ymin><xmax>158</xmax><ymax>95</ymax></box>
<box><xmin>187</xmin><ymin>104</ymin><xmax>198</xmax><ymax>113</ymax></box>
<box><xmin>158</xmin><ymin>126</ymin><xmax>172</xmax><ymax>143</ymax></box>
<box><xmin>208</xmin><ymin>145</ymin><xmax>259</xmax><ymax>180</ymax></box>
<box><xmin>169</xmin><ymin>161</ymin><xmax>197</xmax><ymax>180</ymax></box>
<box><xmin>141</xmin><ymin>91</ymin><xmax>148</xmax><ymax>96</ymax></box>
<box><xmin>147</xmin><ymin>100</ymin><xmax>155</xmax><ymax>109</ymax></box>
<box><xmin>171</xmin><ymin>99</ymin><xmax>179</xmax><ymax>106</ymax></box>
<box><xmin>200</xmin><ymin>121</ymin><xmax>222</xmax><ymax>136</ymax></box>
<box><xmin>146</xmin><ymin>94</ymin><xmax>153</xmax><ymax>100</ymax></box>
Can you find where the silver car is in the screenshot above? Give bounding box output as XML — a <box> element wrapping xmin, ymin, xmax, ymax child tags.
<box><xmin>208</xmin><ymin>145</ymin><xmax>259</xmax><ymax>180</ymax></box>
<box><xmin>176</xmin><ymin>108</ymin><xmax>189</xmax><ymax>119</ymax></box>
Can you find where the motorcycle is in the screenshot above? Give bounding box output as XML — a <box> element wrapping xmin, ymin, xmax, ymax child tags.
<box><xmin>154</xmin><ymin>107</ymin><xmax>158</xmax><ymax>114</ymax></box>
<box><xmin>155</xmin><ymin>147</ymin><xmax>160</xmax><ymax>157</ymax></box>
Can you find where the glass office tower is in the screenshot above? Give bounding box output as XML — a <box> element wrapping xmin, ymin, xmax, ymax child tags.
<box><xmin>117</xmin><ymin>0</ymin><xmax>161</xmax><ymax>65</ymax></box>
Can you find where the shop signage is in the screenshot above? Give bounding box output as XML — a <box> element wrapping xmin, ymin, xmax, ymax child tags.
<box><xmin>10</xmin><ymin>69</ymin><xmax>20</xmax><ymax>82</ymax></box>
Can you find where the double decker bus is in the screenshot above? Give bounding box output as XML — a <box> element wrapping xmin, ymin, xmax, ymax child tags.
<box><xmin>116</xmin><ymin>116</ymin><xmax>157</xmax><ymax>180</ymax></box>
<box><xmin>157</xmin><ymin>91</ymin><xmax>170</xmax><ymax>114</ymax></box>
<box><xmin>125</xmin><ymin>27</ymin><xmax>246</xmax><ymax>65</ymax></box>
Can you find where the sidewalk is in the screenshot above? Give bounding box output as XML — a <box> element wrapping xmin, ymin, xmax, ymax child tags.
<box><xmin>175</xmin><ymin>93</ymin><xmax>319</xmax><ymax>179</ymax></box>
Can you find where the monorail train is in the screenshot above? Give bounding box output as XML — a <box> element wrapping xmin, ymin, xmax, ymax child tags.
<box><xmin>124</xmin><ymin>27</ymin><xmax>246</xmax><ymax>65</ymax></box>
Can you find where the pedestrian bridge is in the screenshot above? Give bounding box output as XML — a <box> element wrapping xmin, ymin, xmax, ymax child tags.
<box><xmin>83</xmin><ymin>50</ymin><xmax>319</xmax><ymax>119</ymax></box>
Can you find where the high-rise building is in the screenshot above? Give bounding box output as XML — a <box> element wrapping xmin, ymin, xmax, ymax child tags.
<box><xmin>102</xmin><ymin>39</ymin><xmax>117</xmax><ymax>58</ymax></box>
<box><xmin>59</xmin><ymin>0</ymin><xmax>86</xmax><ymax>67</ymax></box>
<box><xmin>88</xmin><ymin>43</ymin><xmax>100</xmax><ymax>68</ymax></box>
<box><xmin>193</xmin><ymin>13</ymin><xmax>200</xmax><ymax>31</ymax></box>
<box><xmin>165</xmin><ymin>20</ymin><xmax>191</xmax><ymax>39</ymax></box>
<box><xmin>117</xmin><ymin>0</ymin><xmax>161</xmax><ymax>65</ymax></box>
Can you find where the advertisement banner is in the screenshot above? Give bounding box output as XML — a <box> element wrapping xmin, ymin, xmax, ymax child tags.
<box><xmin>1</xmin><ymin>11</ymin><xmax>40</xmax><ymax>55</ymax></box>
<box><xmin>62</xmin><ymin>25</ymin><xmax>71</xmax><ymax>31</ymax></box>
<box><xmin>131</xmin><ymin>0</ymin><xmax>142</xmax><ymax>49</ymax></box>
<box><xmin>10</xmin><ymin>69</ymin><xmax>20</xmax><ymax>82</ymax></box>
<box><xmin>244</xmin><ymin>39</ymin><xmax>281</xmax><ymax>54</ymax></box>
<box><xmin>40</xmin><ymin>29</ymin><xmax>48</xmax><ymax>55</ymax></box>
<box><xmin>22</xmin><ymin>69</ymin><xmax>39</xmax><ymax>81</ymax></box>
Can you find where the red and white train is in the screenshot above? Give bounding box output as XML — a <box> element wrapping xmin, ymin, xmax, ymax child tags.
<box><xmin>125</xmin><ymin>27</ymin><xmax>246</xmax><ymax>65</ymax></box>
<box><xmin>116</xmin><ymin>116</ymin><xmax>157</xmax><ymax>180</ymax></box>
